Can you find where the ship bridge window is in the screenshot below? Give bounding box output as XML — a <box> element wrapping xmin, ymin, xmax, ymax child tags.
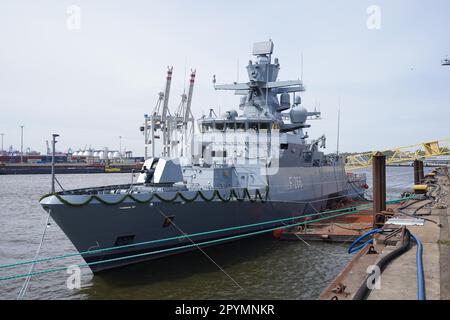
<box><xmin>212</xmin><ymin>150</ymin><xmax>227</xmax><ymax>157</ymax></box>
<box><xmin>259</xmin><ymin>123</ymin><xmax>269</xmax><ymax>130</ymax></box>
<box><xmin>248</xmin><ymin>123</ymin><xmax>259</xmax><ymax>131</ymax></box>
<box><xmin>215</xmin><ymin>123</ymin><xmax>225</xmax><ymax>131</ymax></box>
<box><xmin>225</xmin><ymin>122</ymin><xmax>236</xmax><ymax>130</ymax></box>
<box><xmin>236</xmin><ymin>122</ymin><xmax>246</xmax><ymax>131</ymax></box>
<box><xmin>202</xmin><ymin>123</ymin><xmax>213</xmax><ymax>132</ymax></box>
<box><xmin>280</xmin><ymin>143</ymin><xmax>289</xmax><ymax>150</ymax></box>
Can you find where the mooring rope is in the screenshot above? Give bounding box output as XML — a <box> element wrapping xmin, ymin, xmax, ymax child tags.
<box><xmin>0</xmin><ymin>196</ymin><xmax>414</xmax><ymax>282</ymax></box>
<box><xmin>16</xmin><ymin>210</ymin><xmax>51</xmax><ymax>300</ymax></box>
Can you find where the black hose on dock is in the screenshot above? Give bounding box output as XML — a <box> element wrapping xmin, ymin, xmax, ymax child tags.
<box><xmin>353</xmin><ymin>228</ymin><xmax>412</xmax><ymax>300</ymax></box>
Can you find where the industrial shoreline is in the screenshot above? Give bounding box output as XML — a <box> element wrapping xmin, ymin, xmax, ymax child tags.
<box><xmin>0</xmin><ymin>144</ymin><xmax>144</xmax><ymax>175</ymax></box>
<box><xmin>1</xmin><ymin>156</ymin><xmax>448</xmax><ymax>175</ymax></box>
<box><xmin>0</xmin><ymin>162</ymin><xmax>142</xmax><ymax>175</ymax></box>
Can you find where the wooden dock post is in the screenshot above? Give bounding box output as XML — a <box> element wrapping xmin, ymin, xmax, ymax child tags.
<box><xmin>413</xmin><ymin>159</ymin><xmax>421</xmax><ymax>185</ymax></box>
<box><xmin>372</xmin><ymin>152</ymin><xmax>386</xmax><ymax>228</ymax></box>
<box><xmin>418</xmin><ymin>160</ymin><xmax>424</xmax><ymax>183</ymax></box>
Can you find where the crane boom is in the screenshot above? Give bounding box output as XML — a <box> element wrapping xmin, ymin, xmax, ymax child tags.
<box><xmin>162</xmin><ymin>66</ymin><xmax>173</xmax><ymax>121</ymax></box>
<box><xmin>185</xmin><ymin>70</ymin><xmax>196</xmax><ymax>122</ymax></box>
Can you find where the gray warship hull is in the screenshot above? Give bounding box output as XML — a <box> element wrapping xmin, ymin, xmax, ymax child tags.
<box><xmin>40</xmin><ymin>165</ymin><xmax>364</xmax><ymax>272</ymax></box>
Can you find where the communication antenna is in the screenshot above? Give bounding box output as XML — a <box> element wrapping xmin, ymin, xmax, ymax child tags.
<box><xmin>336</xmin><ymin>98</ymin><xmax>341</xmax><ymax>156</ymax></box>
<box><xmin>237</xmin><ymin>59</ymin><xmax>239</xmax><ymax>82</ymax></box>
<box><xmin>265</xmin><ymin>65</ymin><xmax>269</xmax><ymax>107</ymax></box>
<box><xmin>265</xmin><ymin>43</ymin><xmax>270</xmax><ymax>108</ymax></box>
<box><xmin>183</xmin><ymin>57</ymin><xmax>187</xmax><ymax>93</ymax></box>
<box><xmin>301</xmin><ymin>52</ymin><xmax>304</xmax><ymax>83</ymax></box>
<box><xmin>294</xmin><ymin>52</ymin><xmax>304</xmax><ymax>102</ymax></box>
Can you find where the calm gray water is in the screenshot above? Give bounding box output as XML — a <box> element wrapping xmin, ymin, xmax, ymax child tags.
<box><xmin>0</xmin><ymin>167</ymin><xmax>426</xmax><ymax>300</ymax></box>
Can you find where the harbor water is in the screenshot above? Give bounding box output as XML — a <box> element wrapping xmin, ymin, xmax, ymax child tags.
<box><xmin>0</xmin><ymin>166</ymin><xmax>427</xmax><ymax>300</ymax></box>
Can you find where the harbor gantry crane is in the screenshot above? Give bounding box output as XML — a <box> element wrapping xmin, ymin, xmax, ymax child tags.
<box><xmin>161</xmin><ymin>66</ymin><xmax>173</xmax><ymax>157</ymax></box>
<box><xmin>141</xmin><ymin>67</ymin><xmax>196</xmax><ymax>161</ymax></box>
<box><xmin>174</xmin><ymin>70</ymin><xmax>196</xmax><ymax>159</ymax></box>
<box><xmin>141</xmin><ymin>67</ymin><xmax>174</xmax><ymax>159</ymax></box>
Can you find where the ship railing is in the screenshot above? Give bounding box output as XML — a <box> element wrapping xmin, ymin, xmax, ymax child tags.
<box><xmin>56</xmin><ymin>183</ymin><xmax>143</xmax><ymax>196</ymax></box>
<box><xmin>55</xmin><ymin>183</ymin><xmax>269</xmax><ymax>196</ymax></box>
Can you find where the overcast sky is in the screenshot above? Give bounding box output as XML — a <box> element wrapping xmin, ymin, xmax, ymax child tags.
<box><xmin>0</xmin><ymin>0</ymin><xmax>449</xmax><ymax>156</ymax></box>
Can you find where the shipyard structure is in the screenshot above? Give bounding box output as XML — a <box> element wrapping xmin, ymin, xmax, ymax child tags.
<box><xmin>0</xmin><ymin>146</ymin><xmax>142</xmax><ymax>174</ymax></box>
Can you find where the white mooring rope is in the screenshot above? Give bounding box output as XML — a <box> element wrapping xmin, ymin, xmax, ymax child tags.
<box><xmin>16</xmin><ymin>210</ymin><xmax>51</xmax><ymax>300</ymax></box>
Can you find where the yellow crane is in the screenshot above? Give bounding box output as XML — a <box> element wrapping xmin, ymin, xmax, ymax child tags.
<box><xmin>345</xmin><ymin>138</ymin><xmax>450</xmax><ymax>170</ymax></box>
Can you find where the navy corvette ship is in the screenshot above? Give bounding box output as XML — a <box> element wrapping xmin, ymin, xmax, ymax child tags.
<box><xmin>40</xmin><ymin>41</ymin><xmax>366</xmax><ymax>272</ymax></box>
